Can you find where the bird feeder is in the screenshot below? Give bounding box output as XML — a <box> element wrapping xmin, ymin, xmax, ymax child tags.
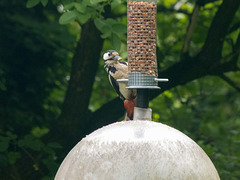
<box><xmin>127</xmin><ymin>0</ymin><xmax>158</xmax><ymax>82</ymax></box>
<box><xmin>127</xmin><ymin>0</ymin><xmax>168</xmax><ymax>88</ymax></box>
<box><xmin>118</xmin><ymin>0</ymin><xmax>168</xmax><ymax>109</ymax></box>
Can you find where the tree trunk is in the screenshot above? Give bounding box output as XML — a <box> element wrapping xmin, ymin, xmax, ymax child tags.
<box><xmin>56</xmin><ymin>20</ymin><xmax>104</xmax><ymax>149</ymax></box>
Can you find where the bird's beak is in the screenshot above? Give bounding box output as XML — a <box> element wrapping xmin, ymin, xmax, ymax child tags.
<box><xmin>112</xmin><ymin>52</ymin><xmax>119</xmax><ymax>56</ymax></box>
<box><xmin>114</xmin><ymin>56</ymin><xmax>122</xmax><ymax>61</ymax></box>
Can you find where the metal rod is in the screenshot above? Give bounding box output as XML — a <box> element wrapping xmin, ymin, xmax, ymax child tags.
<box><xmin>137</xmin><ymin>89</ymin><xmax>149</xmax><ymax>108</ymax></box>
<box><xmin>154</xmin><ymin>78</ymin><xmax>169</xmax><ymax>82</ymax></box>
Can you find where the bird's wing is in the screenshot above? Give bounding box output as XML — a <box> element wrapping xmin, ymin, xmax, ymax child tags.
<box><xmin>116</xmin><ymin>62</ymin><xmax>136</xmax><ymax>99</ymax></box>
<box><xmin>108</xmin><ymin>74</ymin><xmax>125</xmax><ymax>100</ymax></box>
<box><xmin>111</xmin><ymin>62</ymin><xmax>128</xmax><ymax>79</ymax></box>
<box><xmin>120</xmin><ymin>61</ymin><xmax>128</xmax><ymax>66</ymax></box>
<box><xmin>107</xmin><ymin>62</ymin><xmax>129</xmax><ymax>100</ymax></box>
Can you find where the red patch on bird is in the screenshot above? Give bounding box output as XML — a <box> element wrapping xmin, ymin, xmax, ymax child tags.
<box><xmin>124</xmin><ymin>99</ymin><xmax>137</xmax><ymax>120</ymax></box>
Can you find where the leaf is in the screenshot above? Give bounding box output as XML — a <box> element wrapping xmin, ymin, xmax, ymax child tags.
<box><xmin>31</xmin><ymin>127</ymin><xmax>49</xmax><ymax>138</ymax></box>
<box><xmin>63</xmin><ymin>3</ymin><xmax>75</xmax><ymax>10</ymax></box>
<box><xmin>111</xmin><ymin>0</ymin><xmax>122</xmax><ymax>9</ymax></box>
<box><xmin>0</xmin><ymin>154</ymin><xmax>8</xmax><ymax>168</ymax></box>
<box><xmin>41</xmin><ymin>0</ymin><xmax>48</xmax><ymax>7</ymax></box>
<box><xmin>106</xmin><ymin>18</ymin><xmax>117</xmax><ymax>25</ymax></box>
<box><xmin>30</xmin><ymin>139</ymin><xmax>44</xmax><ymax>151</ymax></box>
<box><xmin>77</xmin><ymin>13</ymin><xmax>91</xmax><ymax>24</ymax></box>
<box><xmin>18</xmin><ymin>135</ymin><xmax>44</xmax><ymax>151</ymax></box>
<box><xmin>101</xmin><ymin>31</ymin><xmax>112</xmax><ymax>39</ymax></box>
<box><xmin>111</xmin><ymin>33</ymin><xmax>121</xmax><ymax>51</ymax></box>
<box><xmin>85</xmin><ymin>7</ymin><xmax>97</xmax><ymax>16</ymax></box>
<box><xmin>52</xmin><ymin>0</ymin><xmax>60</xmax><ymax>5</ymax></box>
<box><xmin>101</xmin><ymin>25</ymin><xmax>111</xmax><ymax>34</ymax></box>
<box><xmin>43</xmin><ymin>146</ymin><xmax>55</xmax><ymax>155</ymax></box>
<box><xmin>112</xmin><ymin>24</ymin><xmax>127</xmax><ymax>34</ymax></box>
<box><xmin>47</xmin><ymin>142</ymin><xmax>62</xmax><ymax>149</ymax></box>
<box><xmin>74</xmin><ymin>3</ymin><xmax>86</xmax><ymax>13</ymax></box>
<box><xmin>94</xmin><ymin>18</ymin><xmax>107</xmax><ymax>32</ymax></box>
<box><xmin>42</xmin><ymin>157</ymin><xmax>59</xmax><ymax>172</ymax></box>
<box><xmin>0</xmin><ymin>141</ymin><xmax>9</xmax><ymax>152</ymax></box>
<box><xmin>6</xmin><ymin>131</ymin><xmax>17</xmax><ymax>140</ymax></box>
<box><xmin>97</xmin><ymin>25</ymin><xmax>111</xmax><ymax>39</ymax></box>
<box><xmin>8</xmin><ymin>152</ymin><xmax>21</xmax><ymax>165</ymax></box>
<box><xmin>94</xmin><ymin>18</ymin><xmax>114</xmax><ymax>37</ymax></box>
<box><xmin>26</xmin><ymin>0</ymin><xmax>41</xmax><ymax>8</ymax></box>
<box><xmin>82</xmin><ymin>0</ymin><xmax>92</xmax><ymax>7</ymax></box>
<box><xmin>59</xmin><ymin>11</ymin><xmax>78</xmax><ymax>25</ymax></box>
<box><xmin>90</xmin><ymin>0</ymin><xmax>108</xmax><ymax>5</ymax></box>
<box><xmin>0</xmin><ymin>81</ymin><xmax>6</xmax><ymax>91</ymax></box>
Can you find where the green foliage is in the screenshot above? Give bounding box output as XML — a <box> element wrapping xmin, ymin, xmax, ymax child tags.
<box><xmin>150</xmin><ymin>76</ymin><xmax>240</xmax><ymax>179</ymax></box>
<box><xmin>41</xmin><ymin>0</ymin><xmax>49</xmax><ymax>7</ymax></box>
<box><xmin>0</xmin><ymin>129</ymin><xmax>62</xmax><ymax>179</ymax></box>
<box><xmin>94</xmin><ymin>18</ymin><xmax>126</xmax><ymax>50</ymax></box>
<box><xmin>59</xmin><ymin>10</ymin><xmax>79</xmax><ymax>24</ymax></box>
<box><xmin>26</xmin><ymin>0</ymin><xmax>41</xmax><ymax>8</ymax></box>
<box><xmin>56</xmin><ymin>0</ymin><xmax>126</xmax><ymax>50</ymax></box>
<box><xmin>26</xmin><ymin>0</ymin><xmax>49</xmax><ymax>8</ymax></box>
<box><xmin>111</xmin><ymin>33</ymin><xmax>121</xmax><ymax>51</ymax></box>
<box><xmin>0</xmin><ymin>0</ymin><xmax>76</xmax><ymax>178</ymax></box>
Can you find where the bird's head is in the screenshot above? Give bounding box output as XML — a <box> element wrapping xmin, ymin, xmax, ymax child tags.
<box><xmin>103</xmin><ymin>50</ymin><xmax>121</xmax><ymax>62</ymax></box>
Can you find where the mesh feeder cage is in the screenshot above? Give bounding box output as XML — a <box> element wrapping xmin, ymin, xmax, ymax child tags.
<box><xmin>123</xmin><ymin>0</ymin><xmax>168</xmax><ymax>108</ymax></box>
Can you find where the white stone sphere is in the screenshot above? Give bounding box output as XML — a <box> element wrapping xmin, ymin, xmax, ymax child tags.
<box><xmin>55</xmin><ymin>120</ymin><xmax>220</xmax><ymax>180</ymax></box>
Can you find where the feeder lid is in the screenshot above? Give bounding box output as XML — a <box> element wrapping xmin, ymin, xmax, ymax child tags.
<box><xmin>55</xmin><ymin>121</ymin><xmax>220</xmax><ymax>180</ymax></box>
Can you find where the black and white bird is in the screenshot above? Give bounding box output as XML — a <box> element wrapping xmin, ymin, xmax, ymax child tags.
<box><xmin>103</xmin><ymin>50</ymin><xmax>136</xmax><ymax>119</ymax></box>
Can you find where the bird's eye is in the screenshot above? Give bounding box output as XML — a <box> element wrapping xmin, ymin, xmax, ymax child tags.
<box><xmin>108</xmin><ymin>53</ymin><xmax>111</xmax><ymax>56</ymax></box>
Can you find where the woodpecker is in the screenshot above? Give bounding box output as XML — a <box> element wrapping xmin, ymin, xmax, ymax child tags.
<box><xmin>103</xmin><ymin>50</ymin><xmax>136</xmax><ymax>120</ymax></box>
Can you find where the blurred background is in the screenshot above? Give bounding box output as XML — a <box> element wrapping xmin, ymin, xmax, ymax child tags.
<box><xmin>0</xmin><ymin>0</ymin><xmax>240</xmax><ymax>179</ymax></box>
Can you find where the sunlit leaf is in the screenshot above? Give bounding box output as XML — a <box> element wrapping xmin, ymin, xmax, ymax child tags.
<box><xmin>77</xmin><ymin>13</ymin><xmax>91</xmax><ymax>24</ymax></box>
<box><xmin>94</xmin><ymin>18</ymin><xmax>107</xmax><ymax>31</ymax></box>
<box><xmin>90</xmin><ymin>0</ymin><xmax>108</xmax><ymax>4</ymax></box>
<box><xmin>31</xmin><ymin>127</ymin><xmax>49</xmax><ymax>138</ymax></box>
<box><xmin>111</xmin><ymin>33</ymin><xmax>121</xmax><ymax>51</ymax></box>
<box><xmin>74</xmin><ymin>3</ymin><xmax>86</xmax><ymax>13</ymax></box>
<box><xmin>101</xmin><ymin>31</ymin><xmax>112</xmax><ymax>39</ymax></box>
<box><xmin>106</xmin><ymin>18</ymin><xmax>117</xmax><ymax>25</ymax></box>
<box><xmin>163</xmin><ymin>91</ymin><xmax>173</xmax><ymax>98</ymax></box>
<box><xmin>41</xmin><ymin>0</ymin><xmax>48</xmax><ymax>7</ymax></box>
<box><xmin>111</xmin><ymin>0</ymin><xmax>122</xmax><ymax>9</ymax></box>
<box><xmin>112</xmin><ymin>24</ymin><xmax>127</xmax><ymax>34</ymax></box>
<box><xmin>52</xmin><ymin>0</ymin><xmax>60</xmax><ymax>5</ymax></box>
<box><xmin>59</xmin><ymin>11</ymin><xmax>79</xmax><ymax>24</ymax></box>
<box><xmin>63</xmin><ymin>3</ymin><xmax>75</xmax><ymax>10</ymax></box>
<box><xmin>26</xmin><ymin>0</ymin><xmax>41</xmax><ymax>8</ymax></box>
